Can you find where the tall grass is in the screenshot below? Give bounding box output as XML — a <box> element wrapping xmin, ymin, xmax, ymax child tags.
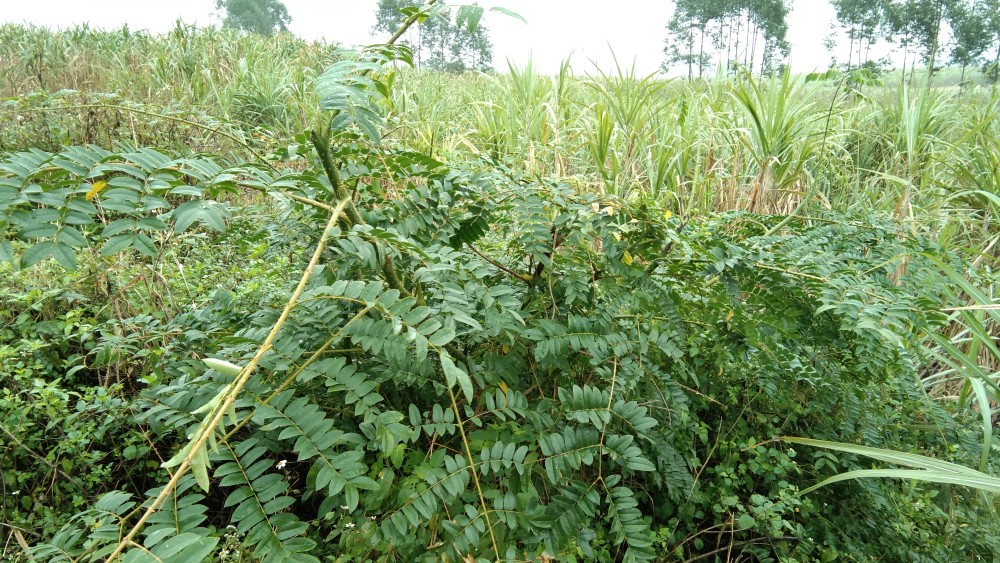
<box><xmin>0</xmin><ymin>23</ymin><xmax>339</xmax><ymax>130</ymax></box>
<box><xmin>4</xmin><ymin>21</ymin><xmax>1000</xmax><ymax>543</ymax></box>
<box><xmin>3</xmin><ymin>23</ymin><xmax>1000</xmax><ymax>245</ymax></box>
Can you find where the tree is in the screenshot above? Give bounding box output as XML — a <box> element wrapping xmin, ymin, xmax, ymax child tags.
<box><xmin>661</xmin><ymin>0</ymin><xmax>790</xmax><ymax>78</ymax></box>
<box><xmin>830</xmin><ymin>0</ymin><xmax>890</xmax><ymax>70</ymax></box>
<box><xmin>947</xmin><ymin>1</ymin><xmax>991</xmax><ymax>81</ymax></box>
<box><xmin>373</xmin><ymin>0</ymin><xmax>493</xmax><ymax>72</ymax></box>
<box><xmin>885</xmin><ymin>0</ymin><xmax>956</xmax><ymax>80</ymax></box>
<box><xmin>754</xmin><ymin>0</ymin><xmax>792</xmax><ymax>73</ymax></box>
<box><xmin>979</xmin><ymin>1</ymin><xmax>1000</xmax><ymax>83</ymax></box>
<box><xmin>215</xmin><ymin>0</ymin><xmax>291</xmax><ymax>36</ymax></box>
<box><xmin>662</xmin><ymin>0</ymin><xmax>718</xmax><ymax>79</ymax></box>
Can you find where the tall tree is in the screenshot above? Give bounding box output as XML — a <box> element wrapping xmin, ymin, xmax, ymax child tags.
<box><xmin>830</xmin><ymin>0</ymin><xmax>889</xmax><ymax>69</ymax></box>
<box><xmin>754</xmin><ymin>0</ymin><xmax>792</xmax><ymax>73</ymax></box>
<box><xmin>979</xmin><ymin>1</ymin><xmax>1000</xmax><ymax>83</ymax></box>
<box><xmin>662</xmin><ymin>0</ymin><xmax>717</xmax><ymax>79</ymax></box>
<box><xmin>373</xmin><ymin>0</ymin><xmax>493</xmax><ymax>72</ymax></box>
<box><xmin>662</xmin><ymin>0</ymin><xmax>790</xmax><ymax>77</ymax></box>
<box><xmin>215</xmin><ymin>0</ymin><xmax>291</xmax><ymax>36</ymax></box>
<box><xmin>947</xmin><ymin>1</ymin><xmax>991</xmax><ymax>81</ymax></box>
<box><xmin>886</xmin><ymin>0</ymin><xmax>957</xmax><ymax>80</ymax></box>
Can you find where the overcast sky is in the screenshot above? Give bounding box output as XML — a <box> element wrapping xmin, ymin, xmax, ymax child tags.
<box><xmin>1</xmin><ymin>1</ymin><xmax>882</xmax><ymax>75</ymax></box>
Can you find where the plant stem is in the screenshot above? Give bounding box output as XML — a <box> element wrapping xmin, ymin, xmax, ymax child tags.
<box><xmin>386</xmin><ymin>0</ymin><xmax>440</xmax><ymax>46</ymax></box>
<box><xmin>20</xmin><ymin>103</ymin><xmax>274</xmax><ymax>168</ymax></box>
<box><xmin>447</xmin><ymin>380</ymin><xmax>500</xmax><ymax>561</ymax></box>
<box><xmin>103</xmin><ymin>198</ymin><xmax>350</xmax><ymax>563</ymax></box>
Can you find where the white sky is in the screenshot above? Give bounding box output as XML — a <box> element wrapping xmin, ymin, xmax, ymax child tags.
<box><xmin>0</xmin><ymin>0</ymin><xmax>883</xmax><ymax>75</ymax></box>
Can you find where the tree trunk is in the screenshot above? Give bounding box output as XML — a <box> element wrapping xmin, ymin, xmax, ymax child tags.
<box><xmin>726</xmin><ymin>19</ymin><xmax>733</xmax><ymax>71</ymax></box>
<box><xmin>733</xmin><ymin>13</ymin><xmax>742</xmax><ymax>71</ymax></box>
<box><xmin>687</xmin><ymin>19</ymin><xmax>695</xmax><ymax>81</ymax></box>
<box><xmin>698</xmin><ymin>25</ymin><xmax>706</xmax><ymax>79</ymax></box>
<box><xmin>847</xmin><ymin>30</ymin><xmax>854</xmax><ymax>70</ymax></box>
<box><xmin>743</xmin><ymin>14</ymin><xmax>752</xmax><ymax>69</ymax></box>
<box><xmin>926</xmin><ymin>10</ymin><xmax>942</xmax><ymax>88</ymax></box>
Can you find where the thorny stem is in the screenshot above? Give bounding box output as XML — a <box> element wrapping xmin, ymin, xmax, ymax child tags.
<box><xmin>310</xmin><ymin>130</ymin><xmax>362</xmax><ymax>225</ymax></box>
<box><xmin>242</xmin><ymin>183</ymin><xmax>337</xmax><ymax>213</ymax></box>
<box><xmin>306</xmin><ymin>0</ymin><xmax>449</xmax><ymax>297</ymax></box>
<box><xmin>310</xmin><ymin>128</ymin><xmax>410</xmax><ymax>297</ymax></box>
<box><xmin>386</xmin><ymin>0</ymin><xmax>440</xmax><ymax>46</ymax></box>
<box><xmin>103</xmin><ymin>198</ymin><xmax>350</xmax><ymax>562</ymax></box>
<box><xmin>469</xmin><ymin>243</ymin><xmax>533</xmax><ymax>285</ymax></box>
<box><xmin>447</xmin><ymin>379</ymin><xmax>501</xmax><ymax>562</ymax></box>
<box><xmin>0</xmin><ymin>423</ymin><xmax>85</xmax><ymax>491</ymax></box>
<box><xmin>104</xmin><ymin>5</ymin><xmax>455</xmax><ymax>558</ymax></box>
<box><xmin>16</xmin><ymin>103</ymin><xmax>275</xmax><ymax>168</ymax></box>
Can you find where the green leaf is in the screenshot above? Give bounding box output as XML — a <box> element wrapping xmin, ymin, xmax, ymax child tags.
<box><xmin>56</xmin><ymin>226</ymin><xmax>87</xmax><ymax>248</ymax></box>
<box><xmin>439</xmin><ymin>353</ymin><xmax>474</xmax><ymax>402</ymax></box>
<box><xmin>440</xmin><ymin>352</ymin><xmax>458</xmax><ymax>389</ymax></box>
<box><xmin>455</xmin><ymin>5</ymin><xmax>484</xmax><ymax>32</ymax></box>
<box><xmin>203</xmin><ymin>358</ymin><xmax>245</xmax><ymax>380</ymax></box>
<box><xmin>800</xmin><ymin>468</ymin><xmax>1000</xmax><ymax>496</ymax></box>
<box><xmin>122</xmin><ymin>533</ymin><xmax>219</xmax><ymax>563</ymax></box>
<box><xmin>316</xmin><ymin>54</ymin><xmax>388</xmax><ymax>143</ymax></box>
<box><xmin>50</xmin><ymin>241</ymin><xmax>77</xmax><ymax>270</ymax></box>
<box><xmin>132</xmin><ymin>233</ymin><xmax>157</xmax><ymax>257</ymax></box>
<box><xmin>428</xmin><ymin>326</ymin><xmax>456</xmax><ymax>347</ymax></box>
<box><xmin>21</xmin><ymin>240</ymin><xmax>55</xmax><ymax>267</ymax></box>
<box><xmin>100</xmin><ymin>234</ymin><xmax>135</xmax><ymax>256</ymax></box>
<box><xmin>489</xmin><ymin>6</ymin><xmax>527</xmax><ymax>24</ymax></box>
<box><xmin>191</xmin><ymin>442</ymin><xmax>211</xmax><ymax>492</ymax></box>
<box><xmin>172</xmin><ymin>201</ymin><xmax>228</xmax><ymax>233</ymax></box>
<box><xmin>784</xmin><ymin>437</ymin><xmax>1000</xmax><ymax>495</ymax></box>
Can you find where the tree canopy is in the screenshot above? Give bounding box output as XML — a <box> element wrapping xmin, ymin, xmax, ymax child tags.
<box><xmin>662</xmin><ymin>0</ymin><xmax>790</xmax><ymax>79</ymax></box>
<box><xmin>661</xmin><ymin>0</ymin><xmax>1000</xmax><ymax>82</ymax></box>
<box><xmin>215</xmin><ymin>0</ymin><xmax>291</xmax><ymax>36</ymax></box>
<box><xmin>373</xmin><ymin>0</ymin><xmax>493</xmax><ymax>72</ymax></box>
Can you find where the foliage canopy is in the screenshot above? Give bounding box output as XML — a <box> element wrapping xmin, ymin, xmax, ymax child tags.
<box><xmin>2</xmin><ymin>3</ymin><xmax>1000</xmax><ymax>562</ymax></box>
<box><xmin>215</xmin><ymin>0</ymin><xmax>292</xmax><ymax>36</ymax></box>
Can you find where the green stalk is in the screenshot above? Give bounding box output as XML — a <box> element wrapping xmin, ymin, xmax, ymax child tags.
<box><xmin>103</xmin><ymin>198</ymin><xmax>351</xmax><ymax>562</ymax></box>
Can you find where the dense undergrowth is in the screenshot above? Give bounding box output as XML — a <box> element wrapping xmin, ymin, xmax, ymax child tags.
<box><xmin>3</xmin><ymin>10</ymin><xmax>1000</xmax><ymax>563</ymax></box>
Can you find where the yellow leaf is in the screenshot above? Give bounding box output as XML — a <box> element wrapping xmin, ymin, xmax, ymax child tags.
<box><xmin>623</xmin><ymin>251</ymin><xmax>633</xmax><ymax>266</ymax></box>
<box><xmin>725</xmin><ymin>310</ymin><xmax>734</xmax><ymax>322</ymax></box>
<box><xmin>664</xmin><ymin>209</ymin><xmax>673</xmax><ymax>220</ymax></box>
<box><xmin>85</xmin><ymin>180</ymin><xmax>107</xmax><ymax>201</ymax></box>
<box><xmin>85</xmin><ymin>182</ymin><xmax>106</xmax><ymax>201</ymax></box>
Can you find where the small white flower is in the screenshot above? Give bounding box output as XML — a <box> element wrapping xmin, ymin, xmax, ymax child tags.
<box><xmin>11</xmin><ymin>490</ymin><xmax>19</xmax><ymax>496</ymax></box>
<box><xmin>275</xmin><ymin>460</ymin><xmax>287</xmax><ymax>470</ymax></box>
<box><xmin>344</xmin><ymin>522</ymin><xmax>356</xmax><ymax>528</ymax></box>
<box><xmin>369</xmin><ymin>516</ymin><xmax>376</xmax><ymax>520</ymax></box>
